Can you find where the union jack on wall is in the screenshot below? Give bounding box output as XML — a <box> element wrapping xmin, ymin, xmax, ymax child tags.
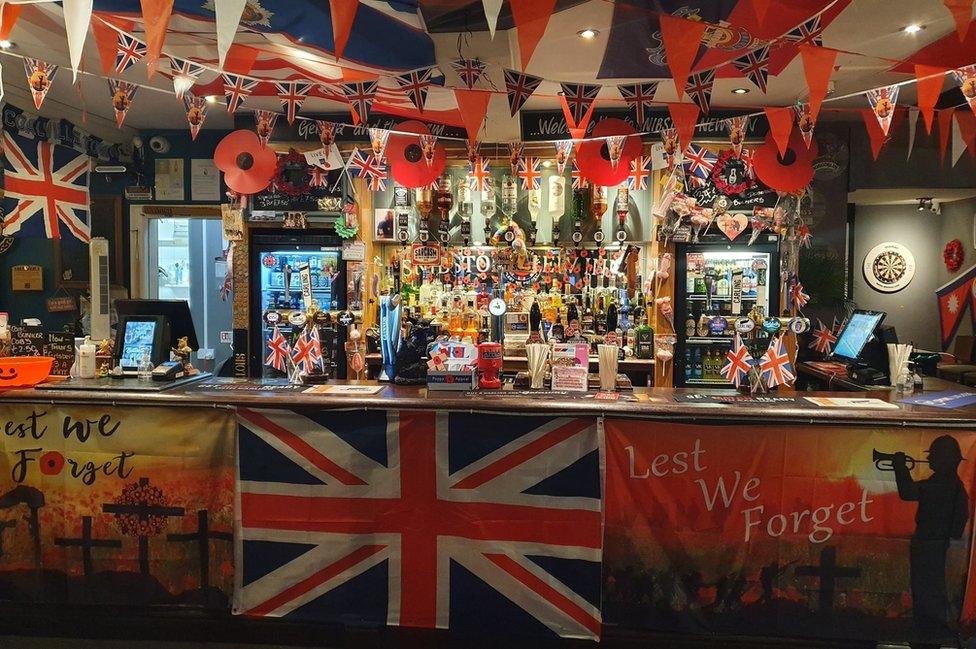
<box><xmin>2</xmin><ymin>128</ymin><xmax>90</xmax><ymax>243</ymax></box>
<box><xmin>235</xmin><ymin>408</ymin><xmax>604</xmax><ymax>640</ymax></box>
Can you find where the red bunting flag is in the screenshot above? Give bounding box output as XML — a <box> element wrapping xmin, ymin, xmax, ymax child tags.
<box><xmin>957</xmin><ymin>110</ymin><xmax>976</xmax><ymax>157</ymax></box>
<box><xmin>668</xmin><ymin>103</ymin><xmax>700</xmax><ymax>157</ymax></box>
<box><xmin>764</xmin><ymin>107</ymin><xmax>794</xmax><ymax>157</ymax></box>
<box><xmin>329</xmin><ymin>0</ymin><xmax>359</xmax><ymax>60</ymax></box>
<box><xmin>916</xmin><ymin>65</ymin><xmax>947</xmax><ymax>133</ymax></box>
<box><xmin>749</xmin><ymin>0</ymin><xmax>772</xmax><ymax>25</ymax></box>
<box><xmin>659</xmin><ymin>15</ymin><xmax>706</xmax><ymax>101</ymax></box>
<box><xmin>944</xmin><ymin>0</ymin><xmax>974</xmax><ymax>42</ymax></box>
<box><xmin>454</xmin><ymin>89</ymin><xmax>492</xmax><ymax>144</ymax></box>
<box><xmin>91</xmin><ymin>19</ymin><xmax>120</xmax><ymax>76</ymax></box>
<box><xmin>861</xmin><ymin>108</ymin><xmax>887</xmax><ymax>160</ymax></box>
<box><xmin>939</xmin><ymin>107</ymin><xmax>956</xmax><ymax>164</ymax></box>
<box><xmin>0</xmin><ymin>2</ymin><xmax>22</xmax><ymax>41</ymax></box>
<box><xmin>799</xmin><ymin>45</ymin><xmax>837</xmax><ymax>122</ymax></box>
<box><xmin>140</xmin><ymin>0</ymin><xmax>174</xmax><ymax>78</ymax></box>
<box><xmin>510</xmin><ymin>0</ymin><xmax>557</xmax><ymax>71</ymax></box>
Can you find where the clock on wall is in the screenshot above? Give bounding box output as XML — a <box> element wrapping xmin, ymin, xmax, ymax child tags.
<box><xmin>863</xmin><ymin>242</ymin><xmax>916</xmax><ymax>293</ymax></box>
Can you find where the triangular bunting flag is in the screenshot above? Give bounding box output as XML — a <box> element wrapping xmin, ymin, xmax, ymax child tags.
<box><xmin>368</xmin><ymin>127</ymin><xmax>390</xmax><ymax>161</ymax></box>
<box><xmin>24</xmin><ymin>58</ymin><xmax>57</xmax><ymax>110</ymax></box>
<box><xmin>108</xmin><ymin>78</ymin><xmax>137</xmax><ymax>128</ymax></box>
<box><xmin>503</xmin><ymin>68</ymin><xmax>543</xmax><ymax>116</ymax></box>
<box><xmin>316</xmin><ymin>120</ymin><xmax>337</xmax><ymax>147</ymax></box>
<box><xmin>866</xmin><ymin>85</ymin><xmax>899</xmax><ymax>137</ymax></box>
<box><xmin>618</xmin><ymin>82</ymin><xmax>658</xmax><ymax>125</ymax></box>
<box><xmin>685</xmin><ymin>71</ymin><xmax>715</xmax><ymax>114</ymax></box>
<box><xmin>799</xmin><ymin>44</ymin><xmax>837</xmax><ymax>122</ymax></box>
<box><xmin>508</xmin><ymin>141</ymin><xmax>524</xmax><ymax>175</ymax></box>
<box><xmin>749</xmin><ymin>0</ymin><xmax>772</xmax><ymax>25</ymax></box>
<box><xmin>659</xmin><ymin>14</ymin><xmax>707</xmax><ymax>100</ymax></box>
<box><xmin>559</xmin><ymin>82</ymin><xmax>601</xmax><ymax>125</ymax></box>
<box><xmin>628</xmin><ymin>155</ymin><xmax>651</xmax><ymax>191</ymax></box>
<box><xmin>483</xmin><ymin>0</ymin><xmax>503</xmax><ymax>39</ymax></box>
<box><xmin>216</xmin><ymin>0</ymin><xmax>246</xmax><ymax>70</ymax></box>
<box><xmin>861</xmin><ymin>108</ymin><xmax>887</xmax><ymax>160</ymax></box>
<box><xmin>342</xmin><ymin>80</ymin><xmax>378</xmax><ymax>125</ymax></box>
<box><xmin>222</xmin><ymin>74</ymin><xmax>258</xmax><ymax>114</ymax></box>
<box><xmin>952</xmin><ymin>114</ymin><xmax>967</xmax><ymax>165</ymax></box>
<box><xmin>944</xmin><ymin>0</ymin><xmax>974</xmax><ymax>42</ymax></box>
<box><xmin>939</xmin><ymin>107</ymin><xmax>956</xmax><ymax>164</ymax></box>
<box><xmin>91</xmin><ymin>19</ymin><xmax>119</xmax><ymax>76</ymax></box>
<box><xmin>0</xmin><ymin>2</ymin><xmax>22</xmax><ymax>41</ymax></box>
<box><xmin>764</xmin><ymin>107</ymin><xmax>794</xmax><ymax>157</ymax></box>
<box><xmin>451</xmin><ymin>59</ymin><xmax>487</xmax><ymax>89</ymax></box>
<box><xmin>469</xmin><ymin>156</ymin><xmax>491</xmax><ymax>192</ymax></box>
<box><xmin>115</xmin><ymin>33</ymin><xmax>147</xmax><ymax>75</ymax></box>
<box><xmin>785</xmin><ymin>15</ymin><xmax>826</xmax><ymax>47</ymax></box>
<box><xmin>183</xmin><ymin>93</ymin><xmax>208</xmax><ymax>141</ymax></box>
<box><xmin>510</xmin><ymin>0</ymin><xmax>557</xmax><ymax>71</ymax></box>
<box><xmin>254</xmin><ymin>110</ymin><xmax>278</xmax><ymax>147</ymax></box>
<box><xmin>63</xmin><ymin>0</ymin><xmax>93</xmax><ymax>82</ymax></box>
<box><xmin>668</xmin><ymin>102</ymin><xmax>700</xmax><ymax>157</ymax></box>
<box><xmin>732</xmin><ymin>46</ymin><xmax>770</xmax><ymax>93</ymax></box>
<box><xmin>907</xmin><ymin>107</ymin><xmax>919</xmax><ymax>160</ymax></box>
<box><xmin>276</xmin><ymin>82</ymin><xmax>312</xmax><ymax>124</ymax></box>
<box><xmin>140</xmin><ymin>0</ymin><xmax>174</xmax><ymax>77</ymax></box>
<box><xmin>957</xmin><ymin>109</ymin><xmax>976</xmax><ymax>156</ymax></box>
<box><xmin>952</xmin><ymin>65</ymin><xmax>976</xmax><ymax>113</ymax></box>
<box><xmin>329</xmin><ymin>0</ymin><xmax>360</xmax><ymax>60</ymax></box>
<box><xmin>915</xmin><ymin>64</ymin><xmax>947</xmax><ymax>133</ymax></box>
<box><xmin>454</xmin><ymin>89</ymin><xmax>492</xmax><ymax>144</ymax></box>
<box><xmin>661</xmin><ymin>128</ymin><xmax>680</xmax><ymax>170</ymax></box>
<box><xmin>795</xmin><ymin>103</ymin><xmax>815</xmax><ymax>148</ymax></box>
<box><xmin>726</xmin><ymin>115</ymin><xmax>749</xmax><ymax>156</ymax></box>
<box><xmin>554</xmin><ymin>140</ymin><xmax>573</xmax><ymax>174</ymax></box>
<box><xmin>169</xmin><ymin>57</ymin><xmax>205</xmax><ymax>99</ymax></box>
<box><xmin>936</xmin><ymin>264</ymin><xmax>976</xmax><ymax>349</ymax></box>
<box><xmin>395</xmin><ymin>66</ymin><xmax>435</xmax><ymax>113</ymax></box>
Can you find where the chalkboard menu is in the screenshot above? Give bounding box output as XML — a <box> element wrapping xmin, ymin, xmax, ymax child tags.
<box><xmin>9</xmin><ymin>325</ymin><xmax>45</xmax><ymax>357</ymax></box>
<box><xmin>44</xmin><ymin>332</ymin><xmax>76</xmax><ymax>376</ymax></box>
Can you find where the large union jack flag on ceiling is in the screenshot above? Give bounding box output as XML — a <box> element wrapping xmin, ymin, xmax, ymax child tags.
<box><xmin>235</xmin><ymin>408</ymin><xmax>603</xmax><ymax>640</ymax></box>
<box><xmin>2</xmin><ymin>129</ymin><xmax>90</xmax><ymax>243</ymax></box>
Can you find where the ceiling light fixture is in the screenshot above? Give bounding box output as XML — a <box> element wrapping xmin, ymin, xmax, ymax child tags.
<box><xmin>0</xmin><ymin>40</ymin><xmax>13</xmax><ymax>50</ymax></box>
<box><xmin>205</xmin><ymin>95</ymin><xmax>218</xmax><ymax>104</ymax></box>
<box><xmin>917</xmin><ymin>197</ymin><xmax>933</xmax><ymax>212</ymax></box>
<box><xmin>903</xmin><ymin>24</ymin><xmax>924</xmax><ymax>34</ymax></box>
<box><xmin>731</xmin><ymin>87</ymin><xmax>750</xmax><ymax>94</ymax></box>
<box><xmin>577</xmin><ymin>28</ymin><xmax>599</xmax><ymax>40</ymax></box>
<box><xmin>542</xmin><ymin>160</ymin><xmax>552</xmax><ymax>168</ymax></box>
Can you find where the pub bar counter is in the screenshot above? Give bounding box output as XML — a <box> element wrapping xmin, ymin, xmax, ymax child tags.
<box><xmin>1</xmin><ymin>379</ymin><xmax>975</xmax><ymax>647</ymax></box>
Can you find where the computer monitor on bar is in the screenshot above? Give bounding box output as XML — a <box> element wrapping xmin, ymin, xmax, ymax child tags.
<box><xmin>112</xmin><ymin>300</ymin><xmax>198</xmax><ymax>372</ymax></box>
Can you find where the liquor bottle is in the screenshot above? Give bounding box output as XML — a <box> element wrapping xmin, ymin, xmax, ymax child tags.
<box><xmin>685</xmin><ymin>311</ymin><xmax>696</xmax><ymax>338</ymax></box>
<box><xmin>549</xmin><ymin>175</ymin><xmax>566</xmax><ymax>244</ymax></box>
<box><xmin>463</xmin><ymin>304</ymin><xmax>480</xmax><ymax>344</ymax></box>
<box><xmin>594</xmin><ymin>293</ymin><xmax>607</xmax><ymax>337</ymax></box>
<box><xmin>528</xmin><ymin>299</ymin><xmax>543</xmax><ymax>344</ymax></box>
<box><xmin>685</xmin><ymin>347</ymin><xmax>694</xmax><ymax>380</ymax></box>
<box><xmin>567</xmin><ymin>299</ymin><xmax>580</xmax><ymax>332</ymax></box>
<box><xmin>615</xmin><ymin>187</ymin><xmax>629</xmax><ymax>242</ymax></box>
<box><xmin>415</xmin><ymin>187</ymin><xmax>433</xmax><ymax>242</ymax></box>
<box><xmin>591</xmin><ymin>185</ymin><xmax>608</xmax><ymax>244</ymax></box>
<box><xmin>435</xmin><ymin>175</ymin><xmax>453</xmax><ymax>244</ymax></box>
<box><xmin>551</xmin><ymin>313</ymin><xmax>565</xmax><ymax>343</ymax></box>
<box><xmin>693</xmin><ymin>348</ymin><xmax>703</xmax><ymax>379</ymax></box>
<box><xmin>481</xmin><ymin>177</ymin><xmax>496</xmax><ymax>243</ymax></box>
<box><xmin>500</xmin><ymin>174</ymin><xmax>518</xmax><ymax>224</ymax></box>
<box><xmin>581</xmin><ymin>290</ymin><xmax>595</xmax><ymax>334</ymax></box>
<box><xmin>635</xmin><ymin>314</ymin><xmax>654</xmax><ymax>359</ymax></box>
<box><xmin>703</xmin><ymin>349</ymin><xmax>714</xmax><ymax>380</ymax></box>
<box><xmin>571</xmin><ymin>187</ymin><xmax>585</xmax><ymax>246</ymax></box>
<box><xmin>457</xmin><ymin>176</ymin><xmax>473</xmax><ymax>244</ymax></box>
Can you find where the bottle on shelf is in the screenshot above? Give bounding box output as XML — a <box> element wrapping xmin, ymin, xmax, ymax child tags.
<box><xmin>685</xmin><ymin>347</ymin><xmax>694</xmax><ymax>380</ymax></box>
<box><xmin>685</xmin><ymin>311</ymin><xmax>696</xmax><ymax>338</ymax></box>
<box><xmin>635</xmin><ymin>313</ymin><xmax>654</xmax><ymax>359</ymax></box>
<box><xmin>693</xmin><ymin>348</ymin><xmax>703</xmax><ymax>379</ymax></box>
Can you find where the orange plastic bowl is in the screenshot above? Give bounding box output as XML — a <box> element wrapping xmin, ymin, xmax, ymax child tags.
<box><xmin>0</xmin><ymin>356</ymin><xmax>54</xmax><ymax>388</ymax></box>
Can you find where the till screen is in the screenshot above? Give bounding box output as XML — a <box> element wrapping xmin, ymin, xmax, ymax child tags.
<box><xmin>833</xmin><ymin>312</ymin><xmax>884</xmax><ymax>361</ymax></box>
<box><xmin>120</xmin><ymin>320</ymin><xmax>156</xmax><ymax>367</ymax></box>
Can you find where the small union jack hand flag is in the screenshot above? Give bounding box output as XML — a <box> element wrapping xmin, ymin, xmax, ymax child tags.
<box><xmin>789</xmin><ymin>276</ymin><xmax>810</xmax><ymax>311</ymax></box>
<box><xmin>721</xmin><ymin>333</ymin><xmax>754</xmax><ymax>388</ymax></box>
<box><xmin>627</xmin><ymin>155</ymin><xmax>651</xmax><ymax>191</ymax></box>
<box><xmin>265</xmin><ymin>325</ymin><xmax>291</xmax><ymax>373</ymax></box>
<box><xmin>517</xmin><ymin>157</ymin><xmax>541</xmax><ymax>190</ymax></box>
<box><xmin>759</xmin><ymin>336</ymin><xmax>796</xmax><ymax>388</ymax></box>
<box><xmin>290</xmin><ymin>327</ymin><xmax>318</xmax><ymax>374</ymax></box>
<box><xmin>809</xmin><ymin>319</ymin><xmax>838</xmax><ymax>355</ymax></box>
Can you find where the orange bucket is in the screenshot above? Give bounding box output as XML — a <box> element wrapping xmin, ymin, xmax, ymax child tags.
<box><xmin>0</xmin><ymin>356</ymin><xmax>54</xmax><ymax>388</ymax></box>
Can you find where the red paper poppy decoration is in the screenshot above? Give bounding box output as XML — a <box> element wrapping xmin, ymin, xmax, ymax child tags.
<box><xmin>576</xmin><ymin>118</ymin><xmax>641</xmax><ymax>186</ymax></box>
<box><xmin>752</xmin><ymin>130</ymin><xmax>817</xmax><ymax>193</ymax></box>
<box><xmin>387</xmin><ymin>120</ymin><xmax>446</xmax><ymax>188</ymax></box>
<box><xmin>214</xmin><ymin>129</ymin><xmax>277</xmax><ymax>195</ymax></box>
<box><xmin>944</xmin><ymin>239</ymin><xmax>964</xmax><ymax>272</ymax></box>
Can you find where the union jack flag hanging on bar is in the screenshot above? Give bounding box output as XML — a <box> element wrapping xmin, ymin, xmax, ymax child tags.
<box><xmin>731</xmin><ymin>46</ymin><xmax>770</xmax><ymax>94</ymax></box>
<box><xmin>571</xmin><ymin>160</ymin><xmax>586</xmax><ymax>189</ymax></box>
<box><xmin>682</xmin><ymin>144</ymin><xmax>717</xmax><ymax>188</ymax></box>
<box><xmin>617</xmin><ymin>82</ymin><xmax>658</xmax><ymax>125</ymax></box>
<box><xmin>809</xmin><ymin>319</ymin><xmax>838</xmax><ymax>354</ymax></box>
<box><xmin>395</xmin><ymin>67</ymin><xmax>435</xmax><ymax>113</ymax></box>
<box><xmin>234</xmin><ymin>409</ymin><xmax>603</xmax><ymax>640</ymax></box>
<box><xmin>517</xmin><ymin>157</ymin><xmax>541</xmax><ymax>190</ymax></box>
<box><xmin>684</xmin><ymin>71</ymin><xmax>715</xmax><ymax>114</ymax></box>
<box><xmin>349</xmin><ymin>149</ymin><xmax>388</xmax><ymax>192</ymax></box>
<box><xmin>759</xmin><ymin>336</ymin><xmax>796</xmax><ymax>388</ymax></box>
<box><xmin>721</xmin><ymin>333</ymin><xmax>754</xmax><ymax>387</ymax></box>
<box><xmin>450</xmin><ymin>58</ymin><xmax>487</xmax><ymax>90</ymax></box>
<box><xmin>468</xmin><ymin>156</ymin><xmax>491</xmax><ymax>193</ymax></box>
<box><xmin>627</xmin><ymin>155</ymin><xmax>651</xmax><ymax>191</ymax></box>
<box><xmin>223</xmin><ymin>74</ymin><xmax>259</xmax><ymax>114</ymax></box>
<box><xmin>504</xmin><ymin>69</ymin><xmax>543</xmax><ymax>117</ymax></box>
<box><xmin>2</xmin><ymin>129</ymin><xmax>90</xmax><ymax>243</ymax></box>
<box><xmin>559</xmin><ymin>82</ymin><xmax>601</xmax><ymax>124</ymax></box>
<box><xmin>275</xmin><ymin>82</ymin><xmax>312</xmax><ymax>125</ymax></box>
<box><xmin>115</xmin><ymin>33</ymin><xmax>146</xmax><ymax>74</ymax></box>
<box><xmin>342</xmin><ymin>81</ymin><xmax>379</xmax><ymax>125</ymax></box>
<box><xmin>784</xmin><ymin>15</ymin><xmax>824</xmax><ymax>47</ymax></box>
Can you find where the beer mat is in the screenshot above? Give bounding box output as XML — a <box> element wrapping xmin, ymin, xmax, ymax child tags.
<box><xmin>897</xmin><ymin>391</ymin><xmax>976</xmax><ymax>409</ymax></box>
<box><xmin>673</xmin><ymin>393</ymin><xmax>803</xmax><ymax>406</ymax></box>
<box><xmin>803</xmin><ymin>396</ymin><xmax>900</xmax><ymax>410</ymax></box>
<box><xmin>36</xmin><ymin>373</ymin><xmax>210</xmax><ymax>392</ymax></box>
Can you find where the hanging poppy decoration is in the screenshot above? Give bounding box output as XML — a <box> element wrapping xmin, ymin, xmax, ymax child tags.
<box><xmin>944</xmin><ymin>239</ymin><xmax>965</xmax><ymax>272</ymax></box>
<box><xmin>386</xmin><ymin>120</ymin><xmax>446</xmax><ymax>188</ymax></box>
<box><xmin>751</xmin><ymin>130</ymin><xmax>817</xmax><ymax>193</ymax></box>
<box><xmin>214</xmin><ymin>129</ymin><xmax>277</xmax><ymax>195</ymax></box>
<box><xmin>576</xmin><ymin>118</ymin><xmax>641</xmax><ymax>186</ymax></box>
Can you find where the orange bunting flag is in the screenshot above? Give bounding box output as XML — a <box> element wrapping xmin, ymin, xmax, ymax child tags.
<box><xmin>667</xmin><ymin>103</ymin><xmax>700</xmax><ymax>157</ymax></box>
<box><xmin>0</xmin><ymin>2</ymin><xmax>22</xmax><ymax>41</ymax></box>
<box><xmin>454</xmin><ymin>89</ymin><xmax>492</xmax><ymax>144</ymax></box>
<box><xmin>957</xmin><ymin>110</ymin><xmax>976</xmax><ymax>157</ymax></box>
<box><xmin>90</xmin><ymin>18</ymin><xmax>119</xmax><ymax>76</ymax></box>
<box><xmin>764</xmin><ymin>107</ymin><xmax>794</xmax><ymax>157</ymax></box>
<box><xmin>939</xmin><ymin>107</ymin><xmax>956</xmax><ymax>164</ymax></box>
<box><xmin>140</xmin><ymin>0</ymin><xmax>174</xmax><ymax>78</ymax></box>
<box><xmin>329</xmin><ymin>0</ymin><xmax>359</xmax><ymax>60</ymax></box>
<box><xmin>510</xmin><ymin>0</ymin><xmax>557</xmax><ymax>71</ymax></box>
<box><xmin>861</xmin><ymin>108</ymin><xmax>887</xmax><ymax>161</ymax></box>
<box><xmin>944</xmin><ymin>0</ymin><xmax>974</xmax><ymax>41</ymax></box>
<box><xmin>915</xmin><ymin>65</ymin><xmax>947</xmax><ymax>133</ymax></box>
<box><xmin>108</xmin><ymin>79</ymin><xmax>138</xmax><ymax>128</ymax></box>
<box><xmin>659</xmin><ymin>15</ymin><xmax>707</xmax><ymax>101</ymax></box>
<box><xmin>798</xmin><ymin>45</ymin><xmax>837</xmax><ymax>123</ymax></box>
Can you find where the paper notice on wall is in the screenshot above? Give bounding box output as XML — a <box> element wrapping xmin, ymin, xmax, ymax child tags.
<box><xmin>191</xmin><ymin>158</ymin><xmax>220</xmax><ymax>201</ymax></box>
<box><xmin>154</xmin><ymin>158</ymin><xmax>185</xmax><ymax>201</ymax></box>
<box><xmin>221</xmin><ymin>203</ymin><xmax>244</xmax><ymax>241</ymax></box>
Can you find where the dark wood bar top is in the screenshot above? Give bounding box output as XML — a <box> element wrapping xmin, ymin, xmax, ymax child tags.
<box><xmin>2</xmin><ymin>377</ymin><xmax>976</xmax><ymax>426</ymax></box>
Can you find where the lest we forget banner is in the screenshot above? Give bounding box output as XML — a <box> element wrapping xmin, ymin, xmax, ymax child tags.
<box><xmin>0</xmin><ymin>404</ymin><xmax>236</xmax><ymax>606</ymax></box>
<box><xmin>603</xmin><ymin>419</ymin><xmax>976</xmax><ymax>643</ymax></box>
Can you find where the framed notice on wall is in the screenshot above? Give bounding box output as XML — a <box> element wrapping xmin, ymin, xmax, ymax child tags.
<box><xmin>155</xmin><ymin>158</ymin><xmax>185</xmax><ymax>201</ymax></box>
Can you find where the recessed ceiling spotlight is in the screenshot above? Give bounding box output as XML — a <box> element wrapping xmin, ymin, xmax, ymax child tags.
<box><xmin>903</xmin><ymin>24</ymin><xmax>924</xmax><ymax>34</ymax></box>
<box><xmin>0</xmin><ymin>40</ymin><xmax>13</xmax><ymax>50</ymax></box>
<box><xmin>731</xmin><ymin>87</ymin><xmax>750</xmax><ymax>94</ymax></box>
<box><xmin>542</xmin><ymin>160</ymin><xmax>552</xmax><ymax>168</ymax></box>
<box><xmin>577</xmin><ymin>28</ymin><xmax>599</xmax><ymax>40</ymax></box>
<box><xmin>205</xmin><ymin>95</ymin><xmax>218</xmax><ymax>104</ymax></box>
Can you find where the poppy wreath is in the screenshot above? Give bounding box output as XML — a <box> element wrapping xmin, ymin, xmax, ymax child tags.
<box><xmin>944</xmin><ymin>238</ymin><xmax>964</xmax><ymax>272</ymax></box>
<box><xmin>273</xmin><ymin>149</ymin><xmax>313</xmax><ymax>197</ymax></box>
<box><xmin>710</xmin><ymin>150</ymin><xmax>754</xmax><ymax>196</ymax></box>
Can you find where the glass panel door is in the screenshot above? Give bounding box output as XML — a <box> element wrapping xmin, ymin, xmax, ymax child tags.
<box><xmin>146</xmin><ymin>217</ymin><xmax>232</xmax><ymax>372</ymax></box>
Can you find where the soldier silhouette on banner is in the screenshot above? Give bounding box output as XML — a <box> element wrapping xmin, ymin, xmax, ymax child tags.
<box><xmin>890</xmin><ymin>436</ymin><xmax>970</xmax><ymax>635</ymax></box>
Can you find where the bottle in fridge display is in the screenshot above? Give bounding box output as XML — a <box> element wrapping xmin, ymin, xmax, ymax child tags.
<box><xmin>673</xmin><ymin>239</ymin><xmax>780</xmax><ymax>387</ymax></box>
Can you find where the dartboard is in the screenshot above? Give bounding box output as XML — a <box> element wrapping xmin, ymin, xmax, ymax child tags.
<box><xmin>863</xmin><ymin>242</ymin><xmax>915</xmax><ymax>293</ymax></box>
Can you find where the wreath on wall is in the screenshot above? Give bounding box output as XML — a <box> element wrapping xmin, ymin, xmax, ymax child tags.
<box><xmin>710</xmin><ymin>150</ymin><xmax>754</xmax><ymax>196</ymax></box>
<box><xmin>272</xmin><ymin>149</ymin><xmax>313</xmax><ymax>196</ymax></box>
<box><xmin>944</xmin><ymin>238</ymin><xmax>965</xmax><ymax>272</ymax></box>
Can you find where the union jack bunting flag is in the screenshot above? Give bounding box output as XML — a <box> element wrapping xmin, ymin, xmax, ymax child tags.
<box><xmin>789</xmin><ymin>276</ymin><xmax>810</xmax><ymax>310</ymax></box>
<box><xmin>759</xmin><ymin>336</ymin><xmax>796</xmax><ymax>388</ymax></box>
<box><xmin>627</xmin><ymin>155</ymin><xmax>651</xmax><ymax>191</ymax></box>
<box><xmin>275</xmin><ymin>82</ymin><xmax>313</xmax><ymax>124</ymax></box>
<box><xmin>684</xmin><ymin>71</ymin><xmax>715</xmax><ymax>114</ymax></box>
<box><xmin>1</xmin><ymin>129</ymin><xmax>90</xmax><ymax>243</ymax></box>
<box><xmin>395</xmin><ymin>66</ymin><xmax>436</xmax><ymax>113</ymax></box>
<box><xmin>517</xmin><ymin>157</ymin><xmax>542</xmax><ymax>190</ymax></box>
<box><xmin>571</xmin><ymin>160</ymin><xmax>586</xmax><ymax>190</ymax></box>
<box><xmin>784</xmin><ymin>15</ymin><xmax>825</xmax><ymax>47</ymax></box>
<box><xmin>682</xmin><ymin>144</ymin><xmax>717</xmax><ymax>188</ymax></box>
<box><xmin>235</xmin><ymin>409</ymin><xmax>603</xmax><ymax>639</ymax></box>
<box><xmin>223</xmin><ymin>74</ymin><xmax>259</xmax><ymax>114</ymax></box>
<box><xmin>107</xmin><ymin>79</ymin><xmax>138</xmax><ymax>127</ymax></box>
<box><xmin>468</xmin><ymin>156</ymin><xmax>491</xmax><ymax>193</ymax></box>
<box><xmin>115</xmin><ymin>33</ymin><xmax>146</xmax><ymax>74</ymax></box>
<box><xmin>731</xmin><ymin>46</ymin><xmax>770</xmax><ymax>94</ymax></box>
<box><xmin>349</xmin><ymin>149</ymin><xmax>388</xmax><ymax>192</ymax></box>
<box><xmin>503</xmin><ymin>69</ymin><xmax>543</xmax><ymax>117</ymax></box>
<box><xmin>342</xmin><ymin>81</ymin><xmax>379</xmax><ymax>124</ymax></box>
<box><xmin>721</xmin><ymin>333</ymin><xmax>754</xmax><ymax>388</ymax></box>
<box><xmin>559</xmin><ymin>82</ymin><xmax>601</xmax><ymax>124</ymax></box>
<box><xmin>617</xmin><ymin>82</ymin><xmax>658</xmax><ymax>125</ymax></box>
<box><xmin>809</xmin><ymin>319</ymin><xmax>838</xmax><ymax>354</ymax></box>
<box><xmin>450</xmin><ymin>58</ymin><xmax>487</xmax><ymax>90</ymax></box>
<box><xmin>265</xmin><ymin>325</ymin><xmax>290</xmax><ymax>373</ymax></box>
<box><xmin>168</xmin><ymin>57</ymin><xmax>206</xmax><ymax>99</ymax></box>
<box><xmin>23</xmin><ymin>58</ymin><xmax>57</xmax><ymax>110</ymax></box>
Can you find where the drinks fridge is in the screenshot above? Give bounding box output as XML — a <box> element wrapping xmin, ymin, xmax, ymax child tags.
<box><xmin>673</xmin><ymin>238</ymin><xmax>780</xmax><ymax>387</ymax></box>
<box><xmin>248</xmin><ymin>231</ymin><xmax>346</xmax><ymax>377</ymax></box>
